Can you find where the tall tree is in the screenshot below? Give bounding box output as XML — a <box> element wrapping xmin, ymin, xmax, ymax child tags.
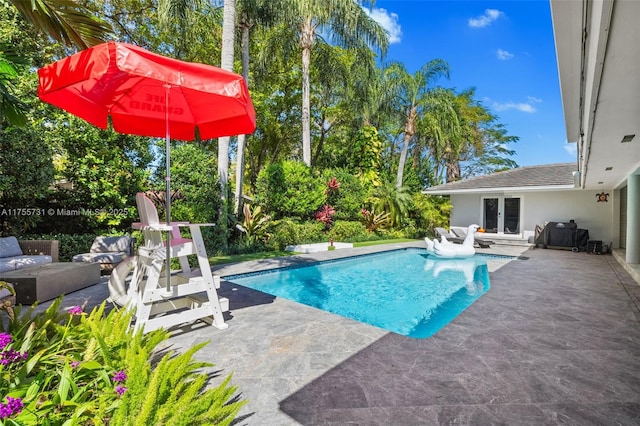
<box><xmin>462</xmin><ymin>121</ymin><xmax>519</xmax><ymax>178</ymax></box>
<box><xmin>413</xmin><ymin>87</ymin><xmax>460</xmax><ymax>186</ymax></box>
<box><xmin>218</xmin><ymin>0</ymin><xmax>236</xmax><ymax>195</ymax></box>
<box><xmin>443</xmin><ymin>88</ymin><xmax>488</xmax><ymax>182</ymax></box>
<box><xmin>234</xmin><ymin>0</ymin><xmax>278</xmax><ymax>214</ymax></box>
<box><xmin>284</xmin><ymin>0</ymin><xmax>388</xmax><ymax>166</ymax></box>
<box><xmin>159</xmin><ymin>0</ymin><xmax>236</xmax><ymax>244</ymax></box>
<box><xmin>415</xmin><ymin>87</ymin><xmax>518</xmax><ymax>184</ymax></box>
<box><xmin>383</xmin><ymin>59</ymin><xmax>450</xmax><ymax>187</ymax></box>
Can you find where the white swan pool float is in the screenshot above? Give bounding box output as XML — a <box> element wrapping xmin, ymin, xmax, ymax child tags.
<box><xmin>425</xmin><ymin>224</ymin><xmax>482</xmax><ymax>258</ymax></box>
<box><xmin>423</xmin><ymin>256</ymin><xmax>484</xmax><ymax>295</ymax></box>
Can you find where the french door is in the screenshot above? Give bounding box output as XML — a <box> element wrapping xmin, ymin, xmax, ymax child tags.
<box><xmin>483</xmin><ymin>197</ymin><xmax>520</xmax><ymax>234</ymax></box>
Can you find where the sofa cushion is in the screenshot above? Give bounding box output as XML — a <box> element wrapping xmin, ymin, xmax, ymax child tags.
<box><xmin>0</xmin><ymin>259</ymin><xmax>15</xmax><ymax>273</ymax></box>
<box><xmin>0</xmin><ymin>237</ymin><xmax>23</xmax><ymax>258</ymax></box>
<box><xmin>90</xmin><ymin>236</ymin><xmax>133</xmax><ymax>254</ymax></box>
<box><xmin>73</xmin><ymin>252</ymin><xmax>128</xmax><ymax>264</ymax></box>
<box><xmin>5</xmin><ymin>255</ymin><xmax>52</xmax><ymax>271</ymax></box>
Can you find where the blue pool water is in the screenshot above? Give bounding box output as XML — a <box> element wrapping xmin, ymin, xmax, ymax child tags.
<box><xmin>225</xmin><ymin>248</ymin><xmax>490</xmax><ymax>338</ymax></box>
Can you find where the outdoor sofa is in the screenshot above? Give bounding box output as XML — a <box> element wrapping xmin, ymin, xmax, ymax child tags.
<box><xmin>72</xmin><ymin>235</ymin><xmax>134</xmax><ymax>274</ymax></box>
<box><xmin>0</xmin><ymin>237</ymin><xmax>59</xmax><ymax>273</ymax></box>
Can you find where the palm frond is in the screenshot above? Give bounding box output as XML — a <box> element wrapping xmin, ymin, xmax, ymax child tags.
<box><xmin>11</xmin><ymin>0</ymin><xmax>113</xmax><ymax>49</ymax></box>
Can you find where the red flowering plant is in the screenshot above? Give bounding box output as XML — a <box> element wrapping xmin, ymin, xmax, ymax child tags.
<box><xmin>316</xmin><ymin>177</ymin><xmax>340</xmax><ymax>231</ymax></box>
<box><xmin>315</xmin><ymin>204</ymin><xmax>336</xmax><ymax>230</ymax></box>
<box><xmin>325</xmin><ymin>177</ymin><xmax>340</xmax><ymax>193</ymax></box>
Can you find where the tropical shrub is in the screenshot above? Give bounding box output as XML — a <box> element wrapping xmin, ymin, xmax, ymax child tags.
<box><xmin>320</xmin><ymin>168</ymin><xmax>371</xmax><ymax>221</ymax></box>
<box><xmin>360</xmin><ymin>208</ymin><xmax>390</xmax><ymax>233</ymax></box>
<box><xmin>291</xmin><ymin>221</ymin><xmax>325</xmax><ymax>244</ymax></box>
<box><xmin>368</xmin><ymin>181</ymin><xmax>412</xmax><ymax>228</ymax></box>
<box><xmin>236</xmin><ymin>204</ymin><xmax>271</xmax><ymax>247</ymax></box>
<box><xmin>0</xmin><ymin>300</ymin><xmax>245</xmax><ymax>425</ymax></box>
<box><xmin>348</xmin><ymin>126</ymin><xmax>383</xmax><ymax>187</ymax></box>
<box><xmin>327</xmin><ymin>221</ymin><xmax>368</xmax><ymax>242</ymax></box>
<box><xmin>0</xmin><ymin>127</ymin><xmax>54</xmax><ymax>235</ymax></box>
<box><xmin>267</xmin><ymin>219</ymin><xmax>325</xmax><ymax>250</ymax></box>
<box><xmin>266</xmin><ymin>219</ymin><xmax>299</xmax><ymax>251</ymax></box>
<box><xmin>254</xmin><ymin>161</ymin><xmax>324</xmax><ymax>220</ymax></box>
<box><xmin>409</xmin><ymin>192</ymin><xmax>451</xmax><ymax>236</ymax></box>
<box><xmin>314</xmin><ymin>204</ymin><xmax>335</xmax><ymax>231</ymax></box>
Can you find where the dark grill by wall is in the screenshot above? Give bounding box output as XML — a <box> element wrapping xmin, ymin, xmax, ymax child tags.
<box><xmin>534</xmin><ymin>221</ymin><xmax>589</xmax><ymax>251</ymax></box>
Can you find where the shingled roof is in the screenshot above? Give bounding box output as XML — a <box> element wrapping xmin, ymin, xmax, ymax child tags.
<box><xmin>423</xmin><ymin>163</ymin><xmax>578</xmax><ymax>194</ymax></box>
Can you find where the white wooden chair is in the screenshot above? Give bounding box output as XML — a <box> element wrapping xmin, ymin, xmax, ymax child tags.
<box><xmin>111</xmin><ymin>192</ymin><xmax>228</xmax><ymax>333</ymax></box>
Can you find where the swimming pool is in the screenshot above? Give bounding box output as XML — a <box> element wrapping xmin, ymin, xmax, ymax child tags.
<box><xmin>225</xmin><ymin>248</ymin><xmax>490</xmax><ymax>338</ymax></box>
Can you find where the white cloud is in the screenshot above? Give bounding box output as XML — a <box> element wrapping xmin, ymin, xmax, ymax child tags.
<box><xmin>564</xmin><ymin>142</ymin><xmax>577</xmax><ymax>157</ymax></box>
<box><xmin>496</xmin><ymin>49</ymin><xmax>514</xmax><ymax>60</ymax></box>
<box><xmin>469</xmin><ymin>9</ymin><xmax>505</xmax><ymax>28</ymax></box>
<box><xmin>362</xmin><ymin>6</ymin><xmax>402</xmax><ymax>44</ymax></box>
<box><xmin>527</xmin><ymin>96</ymin><xmax>543</xmax><ymax>103</ymax></box>
<box><xmin>484</xmin><ymin>96</ymin><xmax>542</xmax><ymax>114</ymax></box>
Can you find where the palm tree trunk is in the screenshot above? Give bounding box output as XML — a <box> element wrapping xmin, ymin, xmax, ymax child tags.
<box><xmin>396</xmin><ymin>107</ymin><xmax>417</xmax><ymax>187</ymax></box>
<box><xmin>300</xmin><ymin>18</ymin><xmax>314</xmax><ymax>166</ymax></box>
<box><xmin>446</xmin><ymin>159</ymin><xmax>461</xmax><ymax>182</ymax></box>
<box><xmin>312</xmin><ymin>111</ymin><xmax>327</xmax><ymax>165</ymax></box>
<box><xmin>235</xmin><ymin>24</ymin><xmax>251</xmax><ymax>214</ymax></box>
<box><xmin>219</xmin><ymin>0</ymin><xmax>236</xmax><ymax>246</ymax></box>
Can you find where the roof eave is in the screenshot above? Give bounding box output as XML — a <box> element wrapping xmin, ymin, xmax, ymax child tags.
<box><xmin>422</xmin><ymin>184</ymin><xmax>577</xmax><ymax>195</ymax></box>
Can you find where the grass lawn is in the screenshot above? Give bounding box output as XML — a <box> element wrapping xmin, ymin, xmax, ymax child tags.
<box><xmin>208</xmin><ymin>238</ymin><xmax>418</xmax><ymax>266</ymax></box>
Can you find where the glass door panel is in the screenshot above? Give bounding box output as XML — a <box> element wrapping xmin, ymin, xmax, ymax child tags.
<box><xmin>483</xmin><ymin>198</ymin><xmax>498</xmax><ymax>233</ymax></box>
<box><xmin>503</xmin><ymin>198</ymin><xmax>520</xmax><ymax>234</ymax></box>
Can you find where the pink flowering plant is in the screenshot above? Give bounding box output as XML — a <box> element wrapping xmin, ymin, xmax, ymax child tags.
<box><xmin>0</xmin><ymin>299</ymin><xmax>245</xmax><ymax>425</ymax></box>
<box><xmin>315</xmin><ymin>177</ymin><xmax>340</xmax><ymax>231</ymax></box>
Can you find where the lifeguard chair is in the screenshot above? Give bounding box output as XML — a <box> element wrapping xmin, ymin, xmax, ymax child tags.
<box><xmin>109</xmin><ymin>192</ymin><xmax>228</xmax><ymax>333</ymax></box>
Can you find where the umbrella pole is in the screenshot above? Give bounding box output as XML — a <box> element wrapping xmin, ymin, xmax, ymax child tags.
<box><xmin>165</xmin><ymin>85</ymin><xmax>172</xmax><ymax>292</ymax></box>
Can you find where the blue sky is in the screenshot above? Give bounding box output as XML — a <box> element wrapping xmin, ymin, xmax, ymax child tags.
<box><xmin>364</xmin><ymin>0</ymin><xmax>576</xmax><ymax>167</ymax></box>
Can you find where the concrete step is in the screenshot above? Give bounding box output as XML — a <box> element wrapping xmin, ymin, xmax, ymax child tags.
<box><xmin>486</xmin><ymin>236</ymin><xmax>533</xmax><ymax>247</ymax></box>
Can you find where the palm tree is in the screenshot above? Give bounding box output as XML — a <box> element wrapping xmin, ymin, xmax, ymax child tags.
<box><xmin>159</xmin><ymin>0</ymin><xmax>236</xmax><ymax>240</ymax></box>
<box><xmin>10</xmin><ymin>0</ymin><xmax>112</xmax><ymax>49</ymax></box>
<box><xmin>2</xmin><ymin>0</ymin><xmax>112</xmax><ymax>125</ymax></box>
<box><xmin>415</xmin><ymin>87</ymin><xmax>461</xmax><ymax>184</ymax></box>
<box><xmin>383</xmin><ymin>59</ymin><xmax>450</xmax><ymax>188</ymax></box>
<box><xmin>234</xmin><ymin>0</ymin><xmax>279</xmax><ymax>214</ymax></box>
<box><xmin>217</xmin><ymin>0</ymin><xmax>236</xmax><ymax>216</ymax></box>
<box><xmin>370</xmin><ymin>180</ymin><xmax>412</xmax><ymax>227</ymax></box>
<box><xmin>285</xmin><ymin>0</ymin><xmax>389</xmax><ymax>166</ymax></box>
<box><xmin>0</xmin><ymin>45</ymin><xmax>29</xmax><ymax>127</ymax></box>
<box><xmin>443</xmin><ymin>88</ymin><xmax>487</xmax><ymax>182</ymax></box>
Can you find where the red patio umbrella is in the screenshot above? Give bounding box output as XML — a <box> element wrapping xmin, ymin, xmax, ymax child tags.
<box><xmin>38</xmin><ymin>41</ymin><xmax>256</xmax><ymax>288</ymax></box>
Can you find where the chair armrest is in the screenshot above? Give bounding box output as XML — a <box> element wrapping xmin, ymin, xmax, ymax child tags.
<box><xmin>132</xmin><ymin>222</ymin><xmax>174</xmax><ymax>231</ymax></box>
<box><xmin>18</xmin><ymin>240</ymin><xmax>59</xmax><ymax>262</ymax></box>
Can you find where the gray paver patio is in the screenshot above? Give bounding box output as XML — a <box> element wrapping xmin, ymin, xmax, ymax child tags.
<box><xmin>31</xmin><ymin>242</ymin><xmax>640</xmax><ymax>425</ymax></box>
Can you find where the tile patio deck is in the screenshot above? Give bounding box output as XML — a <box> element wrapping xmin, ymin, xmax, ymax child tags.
<box><xmin>33</xmin><ymin>242</ymin><xmax>640</xmax><ymax>425</ymax></box>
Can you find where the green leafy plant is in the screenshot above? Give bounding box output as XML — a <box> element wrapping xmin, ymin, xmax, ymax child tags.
<box><xmin>360</xmin><ymin>208</ymin><xmax>390</xmax><ymax>232</ymax></box>
<box><xmin>254</xmin><ymin>161</ymin><xmax>325</xmax><ymax>220</ymax></box>
<box><xmin>327</xmin><ymin>220</ymin><xmax>368</xmax><ymax>242</ymax></box>
<box><xmin>237</xmin><ymin>203</ymin><xmax>271</xmax><ymax>245</ymax></box>
<box><xmin>1</xmin><ymin>300</ymin><xmax>245</xmax><ymax>425</ymax></box>
<box><xmin>368</xmin><ymin>181</ymin><xmax>412</xmax><ymax>227</ymax></box>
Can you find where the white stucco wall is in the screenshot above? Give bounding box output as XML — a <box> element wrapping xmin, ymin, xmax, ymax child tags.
<box><xmin>450</xmin><ymin>189</ymin><xmax>615</xmax><ymax>245</ymax></box>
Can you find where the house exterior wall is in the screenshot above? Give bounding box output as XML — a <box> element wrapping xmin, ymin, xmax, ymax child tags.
<box><xmin>450</xmin><ymin>190</ymin><xmax>615</xmax><ymax>245</ymax></box>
